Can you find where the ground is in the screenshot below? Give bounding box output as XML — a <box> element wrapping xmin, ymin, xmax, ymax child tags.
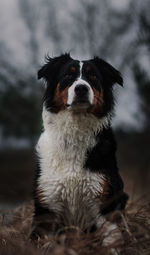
<box><xmin>0</xmin><ymin>201</ymin><xmax>150</xmax><ymax>255</ymax></box>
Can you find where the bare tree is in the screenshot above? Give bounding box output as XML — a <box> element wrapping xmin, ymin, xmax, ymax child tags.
<box><xmin>18</xmin><ymin>0</ymin><xmax>40</xmax><ymax>67</ymax></box>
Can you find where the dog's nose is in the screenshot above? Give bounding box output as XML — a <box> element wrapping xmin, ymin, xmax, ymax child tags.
<box><xmin>75</xmin><ymin>85</ymin><xmax>89</xmax><ymax>97</ymax></box>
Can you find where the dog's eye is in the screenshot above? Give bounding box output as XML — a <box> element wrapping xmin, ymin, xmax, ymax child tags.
<box><xmin>90</xmin><ymin>75</ymin><xmax>97</xmax><ymax>81</ymax></box>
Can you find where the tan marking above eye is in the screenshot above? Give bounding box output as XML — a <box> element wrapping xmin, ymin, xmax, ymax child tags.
<box><xmin>86</xmin><ymin>65</ymin><xmax>91</xmax><ymax>72</ymax></box>
<box><xmin>70</xmin><ymin>66</ymin><xmax>76</xmax><ymax>72</ymax></box>
<box><xmin>90</xmin><ymin>75</ymin><xmax>97</xmax><ymax>80</ymax></box>
<box><xmin>54</xmin><ymin>83</ymin><xmax>69</xmax><ymax>111</ymax></box>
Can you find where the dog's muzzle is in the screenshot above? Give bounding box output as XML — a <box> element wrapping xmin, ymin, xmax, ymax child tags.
<box><xmin>73</xmin><ymin>84</ymin><xmax>89</xmax><ymax>104</ymax></box>
<box><xmin>75</xmin><ymin>84</ymin><xmax>89</xmax><ymax>97</ymax></box>
<box><xmin>67</xmin><ymin>80</ymin><xmax>94</xmax><ymax>108</ymax></box>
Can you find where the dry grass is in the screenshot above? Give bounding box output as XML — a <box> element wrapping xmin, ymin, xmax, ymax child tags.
<box><xmin>0</xmin><ymin>200</ymin><xmax>150</xmax><ymax>255</ymax></box>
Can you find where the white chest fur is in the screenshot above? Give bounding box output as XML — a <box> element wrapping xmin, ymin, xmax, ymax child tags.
<box><xmin>36</xmin><ymin>108</ymin><xmax>110</xmax><ymax>228</ymax></box>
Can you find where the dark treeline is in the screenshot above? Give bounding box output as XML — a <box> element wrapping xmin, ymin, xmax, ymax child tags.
<box><xmin>0</xmin><ymin>0</ymin><xmax>150</xmax><ymax>148</ymax></box>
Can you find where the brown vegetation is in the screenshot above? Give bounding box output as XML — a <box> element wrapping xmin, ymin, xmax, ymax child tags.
<box><xmin>0</xmin><ymin>200</ymin><xmax>150</xmax><ymax>255</ymax></box>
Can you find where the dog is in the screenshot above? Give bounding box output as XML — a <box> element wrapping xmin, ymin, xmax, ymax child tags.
<box><xmin>31</xmin><ymin>53</ymin><xmax>128</xmax><ymax>239</ymax></box>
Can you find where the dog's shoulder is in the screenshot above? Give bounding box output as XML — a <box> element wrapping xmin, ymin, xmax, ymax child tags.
<box><xmin>84</xmin><ymin>127</ymin><xmax>117</xmax><ymax>173</ymax></box>
<box><xmin>84</xmin><ymin>126</ymin><xmax>129</xmax><ymax>211</ymax></box>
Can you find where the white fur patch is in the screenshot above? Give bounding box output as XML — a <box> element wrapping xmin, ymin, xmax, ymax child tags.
<box><xmin>36</xmin><ymin>107</ymin><xmax>110</xmax><ymax>229</ymax></box>
<box><xmin>79</xmin><ymin>61</ymin><xmax>83</xmax><ymax>78</ymax></box>
<box><xmin>67</xmin><ymin>61</ymin><xmax>94</xmax><ymax>106</ymax></box>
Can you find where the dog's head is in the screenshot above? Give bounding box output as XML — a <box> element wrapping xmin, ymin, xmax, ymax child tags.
<box><xmin>38</xmin><ymin>54</ymin><xmax>123</xmax><ymax>118</ymax></box>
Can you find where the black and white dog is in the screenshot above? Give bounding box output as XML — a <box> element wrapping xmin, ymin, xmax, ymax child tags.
<box><xmin>31</xmin><ymin>54</ymin><xmax>128</xmax><ymax>239</ymax></box>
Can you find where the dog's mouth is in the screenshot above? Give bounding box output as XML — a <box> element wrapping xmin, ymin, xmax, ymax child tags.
<box><xmin>66</xmin><ymin>99</ymin><xmax>92</xmax><ymax>113</ymax></box>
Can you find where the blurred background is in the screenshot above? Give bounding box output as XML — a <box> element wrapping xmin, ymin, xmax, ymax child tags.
<box><xmin>0</xmin><ymin>0</ymin><xmax>150</xmax><ymax>209</ymax></box>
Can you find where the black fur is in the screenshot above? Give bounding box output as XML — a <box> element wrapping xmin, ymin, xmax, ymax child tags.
<box><xmin>84</xmin><ymin>127</ymin><xmax>128</xmax><ymax>213</ymax></box>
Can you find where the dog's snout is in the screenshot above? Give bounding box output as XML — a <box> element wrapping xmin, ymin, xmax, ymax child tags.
<box><xmin>75</xmin><ymin>85</ymin><xmax>89</xmax><ymax>97</ymax></box>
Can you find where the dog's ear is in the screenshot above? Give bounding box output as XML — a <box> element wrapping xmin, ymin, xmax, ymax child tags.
<box><xmin>92</xmin><ymin>57</ymin><xmax>123</xmax><ymax>87</ymax></box>
<box><xmin>38</xmin><ymin>53</ymin><xmax>72</xmax><ymax>81</ymax></box>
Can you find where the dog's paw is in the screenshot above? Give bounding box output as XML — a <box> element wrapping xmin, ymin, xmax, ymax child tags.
<box><xmin>30</xmin><ymin>226</ymin><xmax>43</xmax><ymax>241</ymax></box>
<box><xmin>102</xmin><ymin>222</ymin><xmax>122</xmax><ymax>247</ymax></box>
<box><xmin>30</xmin><ymin>225</ymin><xmax>52</xmax><ymax>241</ymax></box>
<box><xmin>97</xmin><ymin>216</ymin><xmax>122</xmax><ymax>247</ymax></box>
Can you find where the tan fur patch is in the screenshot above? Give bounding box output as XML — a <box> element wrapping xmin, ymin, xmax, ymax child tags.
<box><xmin>36</xmin><ymin>187</ymin><xmax>45</xmax><ymax>204</ymax></box>
<box><xmin>90</xmin><ymin>75</ymin><xmax>97</xmax><ymax>81</ymax></box>
<box><xmin>86</xmin><ymin>65</ymin><xmax>91</xmax><ymax>72</ymax></box>
<box><xmin>101</xmin><ymin>179</ymin><xmax>110</xmax><ymax>198</ymax></box>
<box><xmin>70</xmin><ymin>66</ymin><xmax>76</xmax><ymax>72</ymax></box>
<box><xmin>88</xmin><ymin>88</ymin><xmax>104</xmax><ymax>116</ymax></box>
<box><xmin>96</xmin><ymin>178</ymin><xmax>110</xmax><ymax>201</ymax></box>
<box><xmin>54</xmin><ymin>84</ymin><xmax>69</xmax><ymax>111</ymax></box>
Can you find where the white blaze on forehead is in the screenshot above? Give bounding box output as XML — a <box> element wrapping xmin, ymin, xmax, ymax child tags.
<box><xmin>67</xmin><ymin>61</ymin><xmax>94</xmax><ymax>106</ymax></box>
<box><xmin>79</xmin><ymin>61</ymin><xmax>83</xmax><ymax>78</ymax></box>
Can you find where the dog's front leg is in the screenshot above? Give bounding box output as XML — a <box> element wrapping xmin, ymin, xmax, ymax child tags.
<box><xmin>30</xmin><ymin>204</ymin><xmax>59</xmax><ymax>240</ymax></box>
